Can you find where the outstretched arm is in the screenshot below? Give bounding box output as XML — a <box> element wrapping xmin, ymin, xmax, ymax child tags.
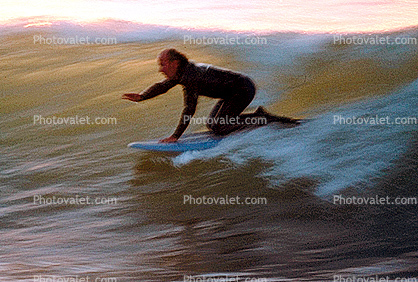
<box><xmin>122</xmin><ymin>79</ymin><xmax>178</xmax><ymax>102</ymax></box>
<box><xmin>122</xmin><ymin>93</ymin><xmax>145</xmax><ymax>102</ymax></box>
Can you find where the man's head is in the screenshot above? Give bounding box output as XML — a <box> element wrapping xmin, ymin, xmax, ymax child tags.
<box><xmin>158</xmin><ymin>49</ymin><xmax>188</xmax><ymax>79</ymax></box>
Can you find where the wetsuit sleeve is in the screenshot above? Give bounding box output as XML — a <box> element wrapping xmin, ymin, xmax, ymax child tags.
<box><xmin>172</xmin><ymin>89</ymin><xmax>198</xmax><ymax>139</ymax></box>
<box><xmin>140</xmin><ymin>79</ymin><xmax>178</xmax><ymax>100</ymax></box>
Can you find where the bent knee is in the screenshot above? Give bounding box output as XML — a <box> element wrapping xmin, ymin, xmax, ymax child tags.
<box><xmin>206</xmin><ymin>122</ymin><xmax>221</xmax><ymax>133</ymax></box>
<box><xmin>207</xmin><ymin>123</ymin><xmax>230</xmax><ymax>136</ymax></box>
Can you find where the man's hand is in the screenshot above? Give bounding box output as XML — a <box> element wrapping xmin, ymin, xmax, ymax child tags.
<box><xmin>159</xmin><ymin>136</ymin><xmax>179</xmax><ymax>143</ymax></box>
<box><xmin>122</xmin><ymin>93</ymin><xmax>144</xmax><ymax>102</ymax></box>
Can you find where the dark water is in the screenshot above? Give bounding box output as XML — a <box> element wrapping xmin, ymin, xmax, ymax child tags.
<box><xmin>1</xmin><ymin>27</ymin><xmax>418</xmax><ymax>281</ymax></box>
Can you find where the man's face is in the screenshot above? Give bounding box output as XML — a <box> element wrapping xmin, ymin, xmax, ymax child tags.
<box><xmin>158</xmin><ymin>54</ymin><xmax>179</xmax><ymax>79</ymax></box>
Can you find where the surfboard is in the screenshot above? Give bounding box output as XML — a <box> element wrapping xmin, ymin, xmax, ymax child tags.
<box><xmin>128</xmin><ymin>109</ymin><xmax>306</xmax><ymax>152</ymax></box>
<box><xmin>128</xmin><ymin>131</ymin><xmax>224</xmax><ymax>152</ymax></box>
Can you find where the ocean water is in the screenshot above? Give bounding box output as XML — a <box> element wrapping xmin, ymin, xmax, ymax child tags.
<box><xmin>1</xmin><ymin>24</ymin><xmax>418</xmax><ymax>281</ymax></box>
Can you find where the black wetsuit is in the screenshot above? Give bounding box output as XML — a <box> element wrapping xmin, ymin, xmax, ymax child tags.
<box><xmin>140</xmin><ymin>61</ymin><xmax>256</xmax><ymax>138</ymax></box>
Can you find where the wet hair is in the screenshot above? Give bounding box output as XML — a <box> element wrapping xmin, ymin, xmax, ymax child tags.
<box><xmin>161</xmin><ymin>48</ymin><xmax>189</xmax><ymax>69</ymax></box>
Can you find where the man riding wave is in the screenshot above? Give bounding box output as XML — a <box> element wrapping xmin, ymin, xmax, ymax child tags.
<box><xmin>122</xmin><ymin>48</ymin><xmax>299</xmax><ymax>142</ymax></box>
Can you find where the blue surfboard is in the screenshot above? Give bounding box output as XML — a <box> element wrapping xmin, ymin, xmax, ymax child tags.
<box><xmin>128</xmin><ymin>131</ymin><xmax>224</xmax><ymax>152</ymax></box>
<box><xmin>128</xmin><ymin>113</ymin><xmax>306</xmax><ymax>152</ymax></box>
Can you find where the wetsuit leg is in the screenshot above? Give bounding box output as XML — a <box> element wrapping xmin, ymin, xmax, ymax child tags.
<box><xmin>206</xmin><ymin>79</ymin><xmax>256</xmax><ymax>135</ymax></box>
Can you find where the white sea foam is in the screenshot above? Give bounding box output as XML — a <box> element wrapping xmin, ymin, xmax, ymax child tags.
<box><xmin>173</xmin><ymin>79</ymin><xmax>418</xmax><ymax>196</ymax></box>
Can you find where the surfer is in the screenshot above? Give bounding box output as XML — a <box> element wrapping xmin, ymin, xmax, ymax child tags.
<box><xmin>122</xmin><ymin>48</ymin><xmax>298</xmax><ymax>142</ymax></box>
